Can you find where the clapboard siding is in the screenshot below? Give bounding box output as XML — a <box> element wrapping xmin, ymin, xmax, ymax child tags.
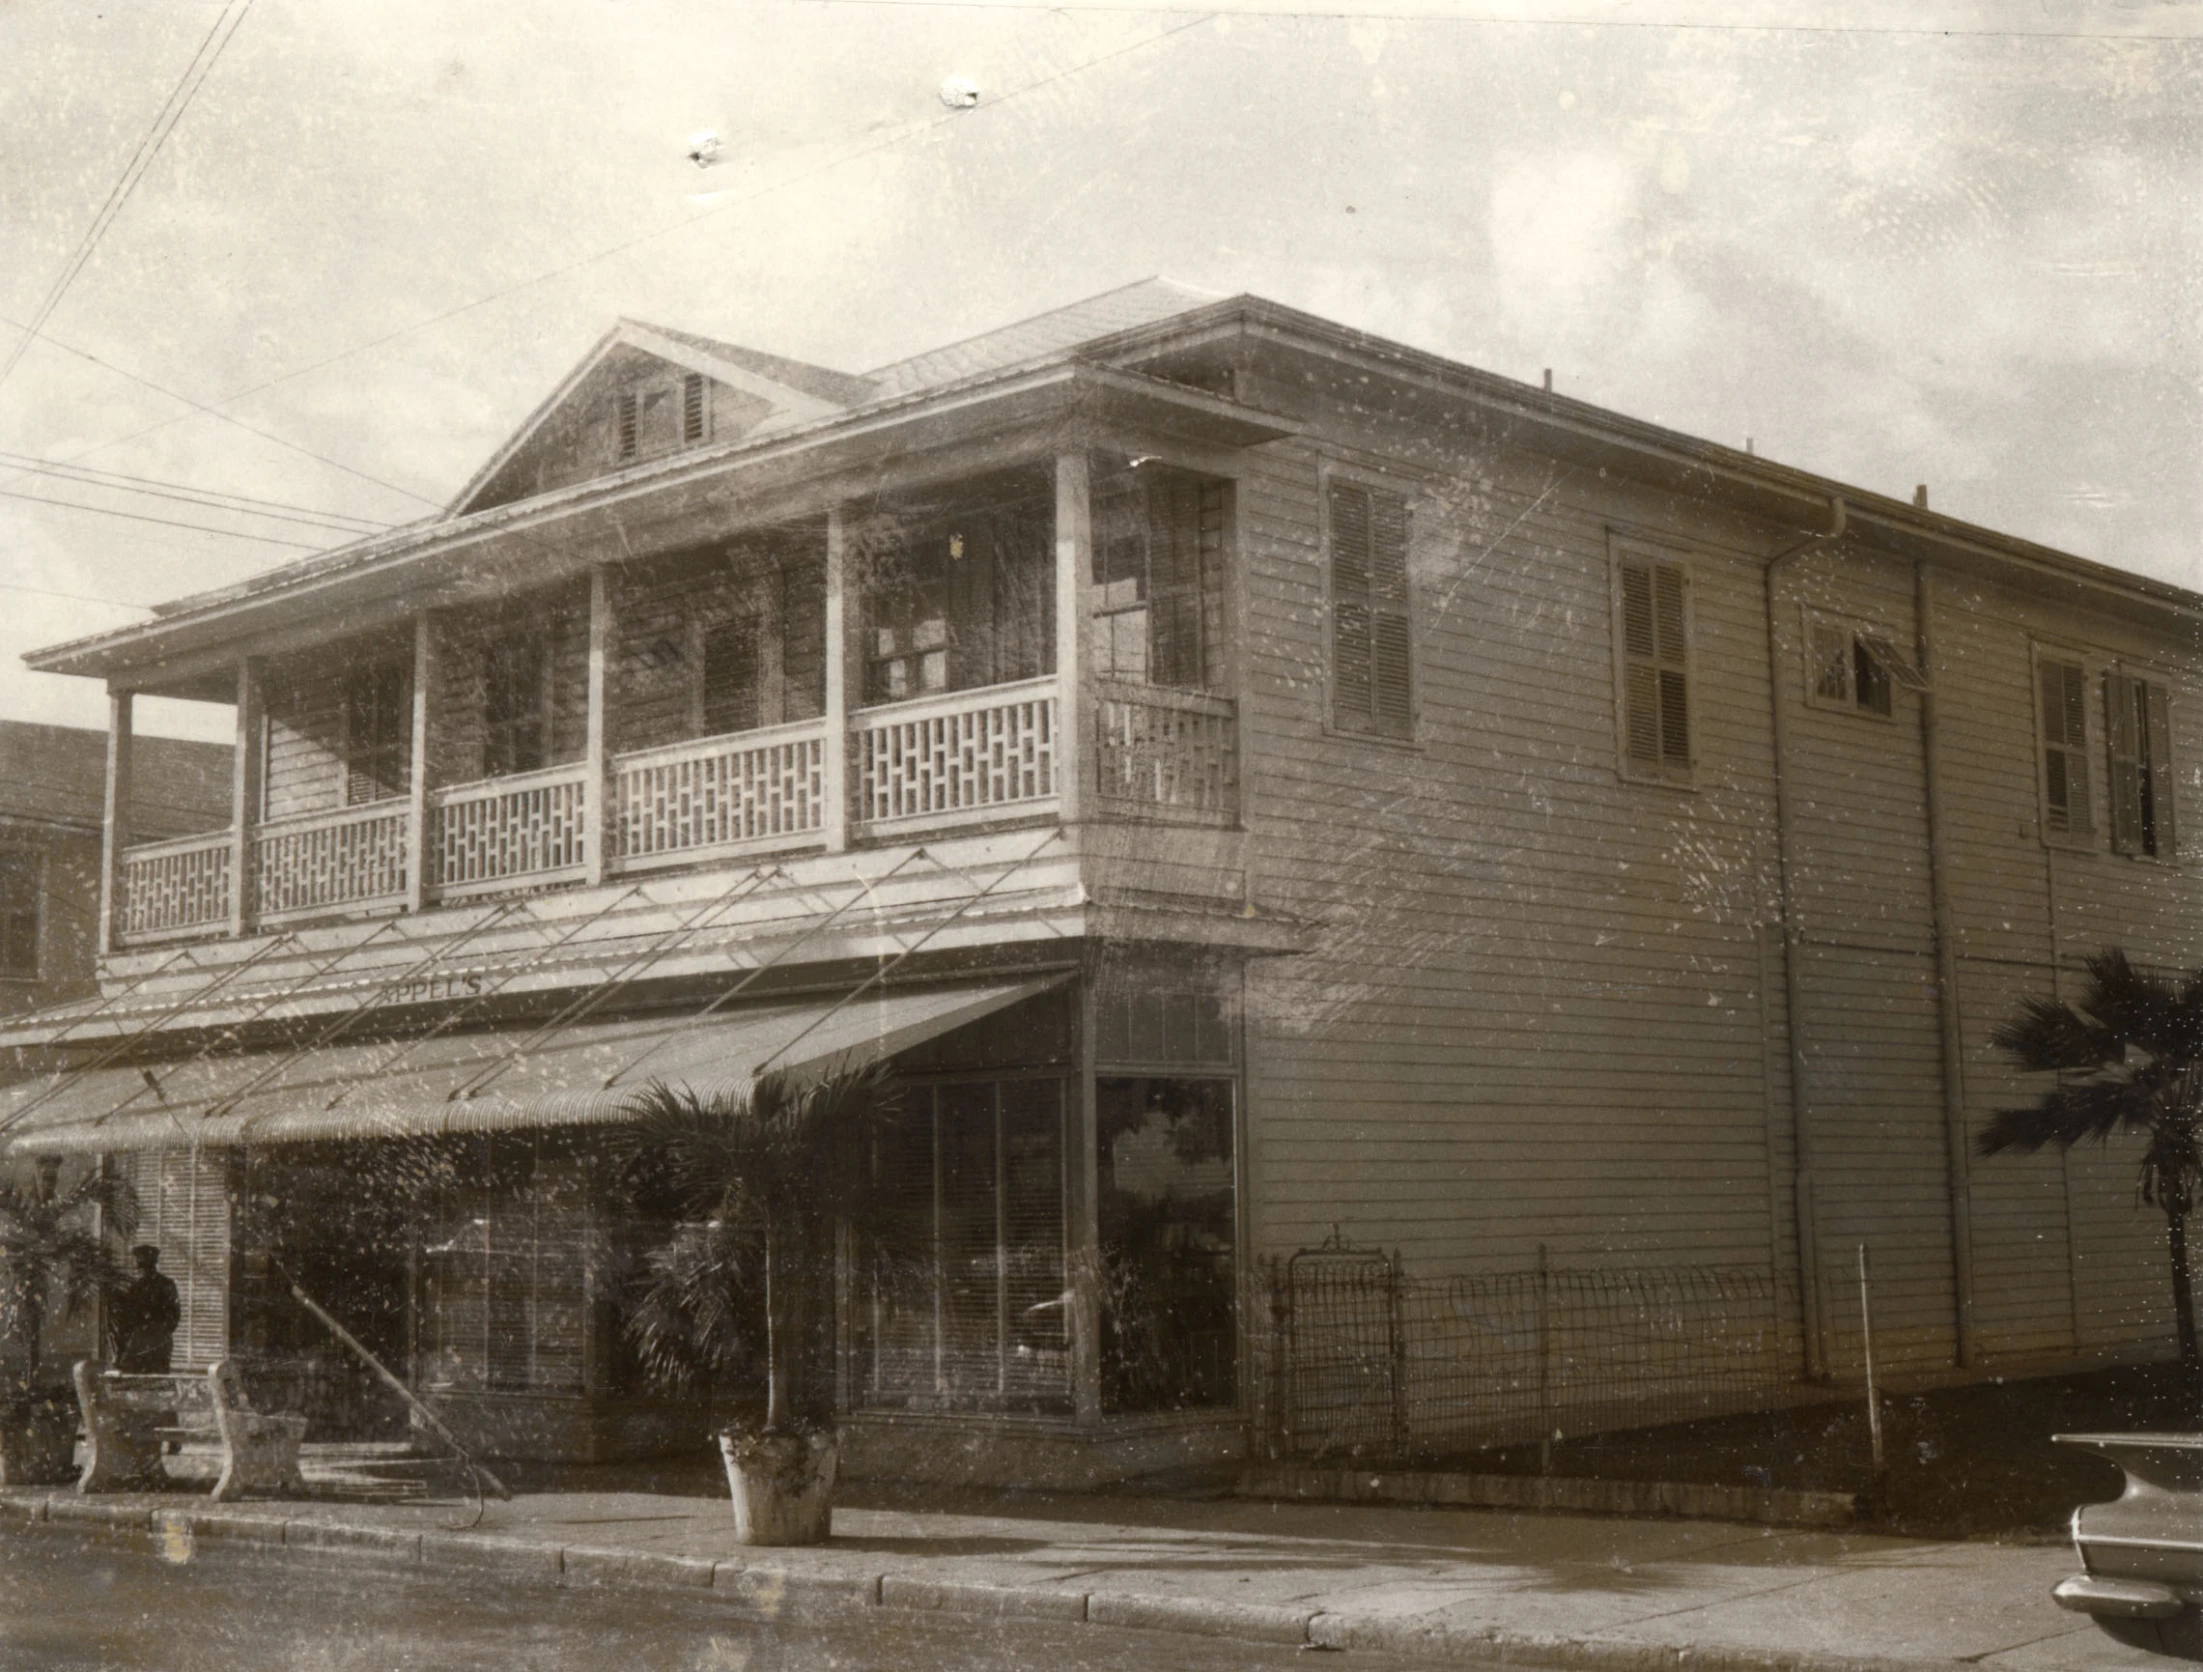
<box><xmin>1237</xmin><ymin>428</ymin><xmax>1793</xmax><ymax>1296</ymax></box>
<box><xmin>428</xmin><ymin>580</ymin><xmax>591</xmax><ymax>782</ymax></box>
<box><xmin>1223</xmin><ymin>373</ymin><xmax>2196</xmax><ymax>1390</ymax></box>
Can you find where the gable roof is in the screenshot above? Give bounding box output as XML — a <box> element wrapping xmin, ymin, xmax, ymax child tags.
<box><xmin>446</xmin><ymin>319</ymin><xmax>875</xmax><ymax>517</ymax></box>
<box><xmin>0</xmin><ymin>722</ymin><xmax>231</xmax><ymax>839</ymax></box>
<box><xmin>865</xmin><ymin>278</ymin><xmax>1224</xmax><ymax>399</ymax></box>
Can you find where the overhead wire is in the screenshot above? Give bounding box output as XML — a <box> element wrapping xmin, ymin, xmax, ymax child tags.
<box><xmin>0</xmin><ymin>0</ymin><xmax>258</xmax><ymax>396</ymax></box>
<box><xmin>9</xmin><ymin>10</ymin><xmax>1221</xmax><ymax>495</ymax></box>
<box><xmin>0</xmin><ymin>449</ymin><xmax>391</xmax><ymax>535</ymax></box>
<box><xmin>0</xmin><ymin>485</ymin><xmax>321</xmax><ymax>549</ymax></box>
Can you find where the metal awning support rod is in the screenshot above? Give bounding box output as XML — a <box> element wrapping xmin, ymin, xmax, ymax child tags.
<box><xmin>0</xmin><ymin>931</ymin><xmax>306</xmax><ymax>1137</ymax></box>
<box><xmin>445</xmin><ymin>864</ymin><xmax>784</xmax><ymax>1104</ymax></box>
<box><xmin>200</xmin><ymin>900</ymin><xmax>529</xmax><ymax>1119</ymax></box>
<box><xmin>97</xmin><ymin>919</ymin><xmax>412</xmax><ymax>1129</ymax></box>
<box><xmin>751</xmin><ymin>826</ymin><xmax>1066</xmax><ymax>1080</ymax></box>
<box><xmin>601</xmin><ymin>848</ymin><xmax>940</xmax><ymax>1090</ymax></box>
<box><xmin>275</xmin><ymin>1260</ymin><xmax>511</xmax><ymax>1502</ymax></box>
<box><xmin>320</xmin><ymin>888</ymin><xmax>645</xmax><ymax>1110</ymax></box>
<box><xmin>39</xmin><ymin>944</ymin><xmax>204</xmax><ymax>1051</ymax></box>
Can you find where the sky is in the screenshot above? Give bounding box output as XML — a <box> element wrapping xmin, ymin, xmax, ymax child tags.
<box><xmin>1</xmin><ymin>0</ymin><xmax>2197</xmax><ymax>742</ymax></box>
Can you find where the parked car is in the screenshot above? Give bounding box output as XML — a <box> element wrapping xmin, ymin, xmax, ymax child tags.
<box><xmin>2054</xmin><ymin>1433</ymin><xmax>2203</xmax><ymax>1659</ymax></box>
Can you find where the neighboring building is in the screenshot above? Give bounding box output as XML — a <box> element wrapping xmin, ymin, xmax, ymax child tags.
<box><xmin>0</xmin><ymin>720</ymin><xmax>230</xmax><ymax>1381</ymax></box>
<box><xmin>0</xmin><ymin>282</ymin><xmax>2195</xmax><ymax>1479</ymax></box>
<box><xmin>0</xmin><ymin>720</ymin><xmax>231</xmax><ymax>1020</ymax></box>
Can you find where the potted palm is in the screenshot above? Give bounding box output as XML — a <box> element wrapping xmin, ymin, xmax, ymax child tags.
<box><xmin>0</xmin><ymin>1157</ymin><xmax>137</xmax><ymax>1485</ymax></box>
<box><xmin>619</xmin><ymin>1067</ymin><xmax>888</xmax><ymax>1545</ymax></box>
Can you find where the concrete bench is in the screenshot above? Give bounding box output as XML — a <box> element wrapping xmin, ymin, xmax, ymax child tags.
<box><xmin>72</xmin><ymin>1360</ymin><xmax>309</xmax><ymax>1501</ymax></box>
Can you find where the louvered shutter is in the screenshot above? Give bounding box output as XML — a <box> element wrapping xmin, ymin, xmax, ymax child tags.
<box><xmin>1001</xmin><ymin>1080</ymin><xmax>1068</xmax><ymax>1406</ymax></box>
<box><xmin>1329</xmin><ymin>483</ymin><xmax>1413</xmax><ymax>736</ymax></box>
<box><xmin>1618</xmin><ymin>556</ymin><xmax>1690</xmax><ymax>775</ymax></box>
<box><xmin>2106</xmin><ymin>672</ymin><xmax>2145</xmax><ymax>854</ymax></box>
<box><xmin>2038</xmin><ymin>658</ymin><xmax>2091</xmax><ymax>838</ymax></box>
<box><xmin>615</xmin><ymin>391</ymin><xmax>640</xmax><ymax>461</ymax></box>
<box><xmin>2144</xmin><ymin>679</ymin><xmax>2177</xmax><ymax>859</ymax></box>
<box><xmin>680</xmin><ymin>374</ymin><xmax>707</xmax><ymax>445</ymax></box>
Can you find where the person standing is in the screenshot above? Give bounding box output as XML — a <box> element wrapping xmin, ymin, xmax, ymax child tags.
<box><xmin>110</xmin><ymin>1245</ymin><xmax>181</xmax><ymax>1373</ymax></box>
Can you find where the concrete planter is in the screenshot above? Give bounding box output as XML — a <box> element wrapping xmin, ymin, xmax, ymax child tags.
<box><xmin>0</xmin><ymin>1392</ymin><xmax>79</xmax><ymax>1486</ymax></box>
<box><xmin>719</xmin><ymin>1427</ymin><xmax>837</xmax><ymax>1546</ymax></box>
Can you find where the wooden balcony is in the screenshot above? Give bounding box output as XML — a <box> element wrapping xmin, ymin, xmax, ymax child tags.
<box><xmin>112</xmin><ymin>683</ymin><xmax>1236</xmax><ymax>947</ymax></box>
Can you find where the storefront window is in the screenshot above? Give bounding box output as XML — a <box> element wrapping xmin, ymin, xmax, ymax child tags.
<box><xmin>418</xmin><ymin>1136</ymin><xmax>589</xmax><ymax>1396</ymax></box>
<box><xmin>859</xmin><ymin>1076</ymin><xmax>1069</xmax><ymax>1412</ymax></box>
<box><xmin>1097</xmin><ymin>1077</ymin><xmax>1236</xmax><ymax>1413</ymax></box>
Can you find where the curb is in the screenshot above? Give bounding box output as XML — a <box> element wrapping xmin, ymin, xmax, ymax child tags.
<box><xmin>3</xmin><ymin>1491</ymin><xmax>1976</xmax><ymax>1672</ymax></box>
<box><xmin>1241</xmin><ymin>1466</ymin><xmax>1857</xmax><ymax>1531</ymax></box>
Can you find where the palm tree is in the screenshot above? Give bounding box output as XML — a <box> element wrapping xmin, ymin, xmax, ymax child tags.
<box><xmin>617</xmin><ymin>1067</ymin><xmax>890</xmax><ymax>1433</ymax></box>
<box><xmin>1979</xmin><ymin>950</ymin><xmax>2203</xmax><ymax>1367</ymax></box>
<box><xmin>0</xmin><ymin>1158</ymin><xmax>138</xmax><ymax>1396</ymax></box>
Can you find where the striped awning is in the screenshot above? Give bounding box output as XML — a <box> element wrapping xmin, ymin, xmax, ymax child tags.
<box><xmin>2</xmin><ymin>976</ymin><xmax>1059</xmax><ymax>1156</ymax></box>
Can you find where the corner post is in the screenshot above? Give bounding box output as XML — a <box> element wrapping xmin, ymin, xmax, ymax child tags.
<box><xmin>823</xmin><ymin>506</ymin><xmax>851</xmax><ymax>851</ymax></box>
<box><xmin>98</xmin><ymin>689</ymin><xmax>134</xmax><ymax>956</ymax></box>
<box><xmin>406</xmin><ymin>613</ymin><xmax>437</xmax><ymax>913</ymax></box>
<box><xmin>1053</xmin><ymin>452</ymin><xmax>1091</xmax><ymax>824</ymax></box>
<box><xmin>229</xmin><ymin>659</ymin><xmax>262</xmax><ymax>939</ymax></box>
<box><xmin>584</xmin><ymin>566</ymin><xmax>613</xmax><ymax>887</ymax></box>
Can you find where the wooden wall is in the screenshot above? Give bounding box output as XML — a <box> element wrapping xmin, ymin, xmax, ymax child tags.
<box><xmin>1222</xmin><ymin>361</ymin><xmax>2202</xmax><ymax>1386</ymax></box>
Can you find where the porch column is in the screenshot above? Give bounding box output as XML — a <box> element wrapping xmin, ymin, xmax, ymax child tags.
<box><xmin>228</xmin><ymin>659</ymin><xmax>262</xmax><ymax>939</ymax></box>
<box><xmin>405</xmin><ymin>613</ymin><xmax>436</xmax><ymax>913</ymax></box>
<box><xmin>822</xmin><ymin>506</ymin><xmax>851</xmax><ymax>851</ymax></box>
<box><xmin>98</xmin><ymin>688</ymin><xmax>134</xmax><ymax>956</ymax></box>
<box><xmin>1053</xmin><ymin>452</ymin><xmax>1091</xmax><ymax>823</ymax></box>
<box><xmin>584</xmin><ymin>566</ymin><xmax>613</xmax><ymax>887</ymax></box>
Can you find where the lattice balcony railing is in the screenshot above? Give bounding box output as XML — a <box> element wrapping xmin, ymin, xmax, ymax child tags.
<box><xmin>252</xmin><ymin>801</ymin><xmax>410</xmax><ymax>920</ymax></box>
<box><xmin>612</xmin><ymin>721</ymin><xmax>828</xmax><ymax>869</ymax></box>
<box><xmin>1094</xmin><ymin>682</ymin><xmax>1237</xmax><ymax>823</ymax></box>
<box><xmin>427</xmin><ymin>763</ymin><xmax>589</xmax><ymax>897</ymax></box>
<box><xmin>854</xmin><ymin>678</ymin><xmax>1058</xmax><ymax>830</ymax></box>
<box><xmin>119</xmin><ymin>832</ymin><xmax>233</xmax><ymax>941</ymax></box>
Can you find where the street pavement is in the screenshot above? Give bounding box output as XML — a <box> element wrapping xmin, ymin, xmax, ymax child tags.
<box><xmin>0</xmin><ymin>1468</ymin><xmax>2172</xmax><ymax>1671</ymax></box>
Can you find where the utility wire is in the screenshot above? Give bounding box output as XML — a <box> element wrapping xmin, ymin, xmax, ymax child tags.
<box><xmin>0</xmin><ymin>313</ymin><xmax>442</xmax><ymax>513</ymax></box>
<box><xmin>0</xmin><ymin>580</ymin><xmax>152</xmax><ymax>612</ymax></box>
<box><xmin>16</xmin><ymin>12</ymin><xmax>1219</xmax><ymax>488</ymax></box>
<box><xmin>0</xmin><ymin>0</ymin><xmax>257</xmax><ymax>396</ymax></box>
<box><xmin>0</xmin><ymin>449</ymin><xmax>391</xmax><ymax>535</ymax></box>
<box><xmin>0</xmin><ymin>485</ymin><xmax>320</xmax><ymax>549</ymax></box>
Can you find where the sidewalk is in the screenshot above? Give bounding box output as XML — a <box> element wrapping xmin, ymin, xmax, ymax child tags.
<box><xmin>0</xmin><ymin>1471</ymin><xmax>2158</xmax><ymax>1672</ymax></box>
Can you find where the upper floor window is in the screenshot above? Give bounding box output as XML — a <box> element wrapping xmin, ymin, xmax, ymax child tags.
<box><xmin>1093</xmin><ymin>467</ymin><xmax>1226</xmax><ymax>692</ymax></box>
<box><xmin>1327</xmin><ymin>480</ymin><xmax>1413</xmax><ymax>738</ymax></box>
<box><xmin>343</xmin><ymin>659</ymin><xmax>410</xmax><ymax>805</ymax></box>
<box><xmin>1614</xmin><ymin>546</ymin><xmax>1692</xmax><ymax>782</ymax></box>
<box><xmin>0</xmin><ymin>850</ymin><xmax>37</xmax><ymax>979</ymax></box>
<box><xmin>1807</xmin><ymin>614</ymin><xmax>1900</xmax><ymax>718</ymax></box>
<box><xmin>858</xmin><ymin>484</ymin><xmax>1053</xmax><ymax>706</ymax></box>
<box><xmin>483</xmin><ymin>632</ymin><xmax>551</xmax><ymax>777</ymax></box>
<box><xmin>2107</xmin><ymin>669</ymin><xmax>2177</xmax><ymax>860</ymax></box>
<box><xmin>2037</xmin><ymin>652</ymin><xmax>2093</xmax><ymax>845</ymax></box>
<box><xmin>699</xmin><ymin>613</ymin><xmax>762</xmax><ymax>736</ymax></box>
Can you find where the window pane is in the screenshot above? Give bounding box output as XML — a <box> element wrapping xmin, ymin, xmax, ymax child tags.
<box><xmin>1097</xmin><ymin>1077</ymin><xmax>1236</xmax><ymax>1413</ymax></box>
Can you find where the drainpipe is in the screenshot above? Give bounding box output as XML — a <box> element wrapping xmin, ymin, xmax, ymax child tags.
<box><xmin>1916</xmin><ymin>560</ymin><xmax>1977</xmax><ymax>1367</ymax></box>
<box><xmin>1764</xmin><ymin>494</ymin><xmax>1845</xmax><ymax>1382</ymax></box>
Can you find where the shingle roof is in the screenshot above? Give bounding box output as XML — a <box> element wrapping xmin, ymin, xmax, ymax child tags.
<box><xmin>864</xmin><ymin>278</ymin><xmax>1224</xmax><ymax>399</ymax></box>
<box><xmin>0</xmin><ymin>722</ymin><xmax>231</xmax><ymax>839</ymax></box>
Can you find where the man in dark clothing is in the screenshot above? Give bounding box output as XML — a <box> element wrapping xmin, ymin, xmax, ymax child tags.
<box><xmin>110</xmin><ymin>1246</ymin><xmax>181</xmax><ymax>1373</ymax></box>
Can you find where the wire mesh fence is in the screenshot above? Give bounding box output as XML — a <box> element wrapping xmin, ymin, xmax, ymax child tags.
<box><xmin>1270</xmin><ymin>1238</ymin><xmax>1791</xmax><ymax>1462</ymax></box>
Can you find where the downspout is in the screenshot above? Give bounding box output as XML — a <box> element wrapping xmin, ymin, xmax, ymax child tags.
<box><xmin>1916</xmin><ymin>560</ymin><xmax>1977</xmax><ymax>1366</ymax></box>
<box><xmin>1765</xmin><ymin>494</ymin><xmax>1845</xmax><ymax>1382</ymax></box>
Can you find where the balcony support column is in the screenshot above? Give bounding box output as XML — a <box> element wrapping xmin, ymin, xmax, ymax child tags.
<box><xmin>823</xmin><ymin>506</ymin><xmax>851</xmax><ymax>851</ymax></box>
<box><xmin>98</xmin><ymin>689</ymin><xmax>134</xmax><ymax>956</ymax></box>
<box><xmin>228</xmin><ymin>659</ymin><xmax>262</xmax><ymax>939</ymax></box>
<box><xmin>406</xmin><ymin>613</ymin><xmax>437</xmax><ymax>913</ymax></box>
<box><xmin>1054</xmin><ymin>452</ymin><xmax>1092</xmax><ymax>823</ymax></box>
<box><xmin>584</xmin><ymin>566</ymin><xmax>613</xmax><ymax>887</ymax></box>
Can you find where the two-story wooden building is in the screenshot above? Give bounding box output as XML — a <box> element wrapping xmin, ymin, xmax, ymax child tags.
<box><xmin>2</xmin><ymin>281</ymin><xmax>2196</xmax><ymax>1481</ymax></box>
